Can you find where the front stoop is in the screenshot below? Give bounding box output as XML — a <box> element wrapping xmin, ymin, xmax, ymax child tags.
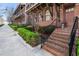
<box><xmin>42</xmin><ymin>28</ymin><xmax>75</xmax><ymax>56</ymax></box>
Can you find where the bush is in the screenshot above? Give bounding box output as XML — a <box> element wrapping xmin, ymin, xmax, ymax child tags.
<box><xmin>18</xmin><ymin>24</ymin><xmax>26</xmax><ymax>28</ymax></box>
<box><xmin>76</xmin><ymin>37</ymin><xmax>79</xmax><ymax>56</ymax></box>
<box><xmin>17</xmin><ymin>28</ymin><xmax>39</xmax><ymax>47</ymax></box>
<box><xmin>9</xmin><ymin>24</ymin><xmax>33</xmax><ymax>31</ymax></box>
<box><xmin>9</xmin><ymin>24</ymin><xmax>18</xmax><ymax>30</ymax></box>
<box><xmin>18</xmin><ymin>25</ymin><xmax>33</xmax><ymax>31</ymax></box>
<box><xmin>9</xmin><ymin>24</ymin><xmax>25</xmax><ymax>30</ymax></box>
<box><xmin>25</xmin><ymin>27</ymin><xmax>33</xmax><ymax>31</ymax></box>
<box><xmin>38</xmin><ymin>25</ymin><xmax>56</xmax><ymax>34</ymax></box>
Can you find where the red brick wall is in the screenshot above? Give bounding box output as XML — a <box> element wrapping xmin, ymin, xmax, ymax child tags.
<box><xmin>65</xmin><ymin>11</ymin><xmax>74</xmax><ymax>26</ymax></box>
<box><xmin>74</xmin><ymin>4</ymin><xmax>79</xmax><ymax>16</ymax></box>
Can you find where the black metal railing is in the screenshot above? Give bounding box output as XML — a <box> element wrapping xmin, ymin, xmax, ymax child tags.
<box><xmin>69</xmin><ymin>16</ymin><xmax>78</xmax><ymax>56</ymax></box>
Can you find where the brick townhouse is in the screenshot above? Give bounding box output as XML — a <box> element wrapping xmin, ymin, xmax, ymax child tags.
<box><xmin>12</xmin><ymin>3</ymin><xmax>79</xmax><ymax>56</ymax></box>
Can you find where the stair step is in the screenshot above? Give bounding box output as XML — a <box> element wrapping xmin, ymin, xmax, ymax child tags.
<box><xmin>53</xmin><ymin>31</ymin><xmax>70</xmax><ymax>36</ymax></box>
<box><xmin>42</xmin><ymin>28</ymin><xmax>72</xmax><ymax>56</ymax></box>
<box><xmin>45</xmin><ymin>42</ymin><xmax>67</xmax><ymax>53</ymax></box>
<box><xmin>48</xmin><ymin>39</ymin><xmax>68</xmax><ymax>48</ymax></box>
<box><xmin>50</xmin><ymin>36</ymin><xmax>69</xmax><ymax>43</ymax></box>
<box><xmin>43</xmin><ymin>44</ymin><xmax>65</xmax><ymax>56</ymax></box>
<box><xmin>52</xmin><ymin>33</ymin><xmax>69</xmax><ymax>39</ymax></box>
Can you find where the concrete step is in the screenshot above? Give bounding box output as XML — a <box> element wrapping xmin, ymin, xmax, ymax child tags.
<box><xmin>43</xmin><ymin>44</ymin><xmax>65</xmax><ymax>56</ymax></box>
<box><xmin>42</xmin><ymin>28</ymin><xmax>72</xmax><ymax>56</ymax></box>
<box><xmin>49</xmin><ymin>36</ymin><xmax>69</xmax><ymax>44</ymax></box>
<box><xmin>48</xmin><ymin>39</ymin><xmax>68</xmax><ymax>48</ymax></box>
<box><xmin>45</xmin><ymin>41</ymin><xmax>68</xmax><ymax>53</ymax></box>
<box><xmin>51</xmin><ymin>33</ymin><xmax>70</xmax><ymax>40</ymax></box>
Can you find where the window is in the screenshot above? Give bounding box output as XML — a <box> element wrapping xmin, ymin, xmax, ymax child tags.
<box><xmin>34</xmin><ymin>14</ymin><xmax>37</xmax><ymax>22</ymax></box>
<box><xmin>45</xmin><ymin>10</ymin><xmax>51</xmax><ymax>21</ymax></box>
<box><xmin>38</xmin><ymin>12</ymin><xmax>42</xmax><ymax>21</ymax></box>
<box><xmin>66</xmin><ymin>8</ymin><xmax>74</xmax><ymax>12</ymax></box>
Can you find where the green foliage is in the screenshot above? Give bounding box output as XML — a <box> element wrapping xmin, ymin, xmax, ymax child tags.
<box><xmin>17</xmin><ymin>28</ymin><xmax>39</xmax><ymax>46</ymax></box>
<box><xmin>9</xmin><ymin>24</ymin><xmax>33</xmax><ymax>31</ymax></box>
<box><xmin>77</xmin><ymin>46</ymin><xmax>79</xmax><ymax>56</ymax></box>
<box><xmin>25</xmin><ymin>27</ymin><xmax>33</xmax><ymax>31</ymax></box>
<box><xmin>76</xmin><ymin>37</ymin><xmax>79</xmax><ymax>56</ymax></box>
<box><xmin>38</xmin><ymin>25</ymin><xmax>56</xmax><ymax>34</ymax></box>
<box><xmin>17</xmin><ymin>24</ymin><xmax>26</xmax><ymax>28</ymax></box>
<box><xmin>9</xmin><ymin>24</ymin><xmax>39</xmax><ymax>46</ymax></box>
<box><xmin>9</xmin><ymin>24</ymin><xmax>18</xmax><ymax>30</ymax></box>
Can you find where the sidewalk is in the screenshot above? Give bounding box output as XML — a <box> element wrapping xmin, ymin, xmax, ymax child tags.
<box><xmin>0</xmin><ymin>25</ymin><xmax>52</xmax><ymax>56</ymax></box>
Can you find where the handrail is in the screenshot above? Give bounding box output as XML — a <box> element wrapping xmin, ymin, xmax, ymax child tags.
<box><xmin>69</xmin><ymin>16</ymin><xmax>78</xmax><ymax>56</ymax></box>
<box><xmin>51</xmin><ymin>18</ymin><xmax>56</xmax><ymax>25</ymax></box>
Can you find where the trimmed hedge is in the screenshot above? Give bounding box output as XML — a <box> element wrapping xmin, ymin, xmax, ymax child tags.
<box><xmin>9</xmin><ymin>24</ymin><xmax>32</xmax><ymax>31</ymax></box>
<box><xmin>9</xmin><ymin>24</ymin><xmax>18</xmax><ymax>30</ymax></box>
<box><xmin>17</xmin><ymin>28</ymin><xmax>39</xmax><ymax>46</ymax></box>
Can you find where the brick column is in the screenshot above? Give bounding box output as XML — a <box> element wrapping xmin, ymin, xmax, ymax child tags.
<box><xmin>60</xmin><ymin>4</ymin><xmax>66</xmax><ymax>25</ymax></box>
<box><xmin>42</xmin><ymin>9</ymin><xmax>46</xmax><ymax>21</ymax></box>
<box><xmin>75</xmin><ymin>4</ymin><xmax>79</xmax><ymax>36</ymax></box>
<box><xmin>74</xmin><ymin>4</ymin><xmax>79</xmax><ymax>17</ymax></box>
<box><xmin>53</xmin><ymin>4</ymin><xmax>57</xmax><ymax>20</ymax></box>
<box><xmin>53</xmin><ymin>4</ymin><xmax>58</xmax><ymax>27</ymax></box>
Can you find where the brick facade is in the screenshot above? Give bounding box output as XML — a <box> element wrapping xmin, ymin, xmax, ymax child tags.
<box><xmin>12</xmin><ymin>3</ymin><xmax>79</xmax><ymax>28</ymax></box>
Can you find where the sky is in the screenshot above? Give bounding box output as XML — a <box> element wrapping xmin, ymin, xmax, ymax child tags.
<box><xmin>0</xmin><ymin>3</ymin><xmax>18</xmax><ymax>21</ymax></box>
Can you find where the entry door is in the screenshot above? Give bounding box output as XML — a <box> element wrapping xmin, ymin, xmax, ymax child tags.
<box><xmin>65</xmin><ymin>7</ymin><xmax>74</xmax><ymax>27</ymax></box>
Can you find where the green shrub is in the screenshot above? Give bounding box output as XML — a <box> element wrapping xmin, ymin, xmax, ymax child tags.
<box><xmin>18</xmin><ymin>25</ymin><xmax>33</xmax><ymax>31</ymax></box>
<box><xmin>9</xmin><ymin>24</ymin><xmax>33</xmax><ymax>31</ymax></box>
<box><xmin>17</xmin><ymin>28</ymin><xmax>39</xmax><ymax>46</ymax></box>
<box><xmin>77</xmin><ymin>46</ymin><xmax>79</xmax><ymax>56</ymax></box>
<box><xmin>25</xmin><ymin>27</ymin><xmax>33</xmax><ymax>31</ymax></box>
<box><xmin>9</xmin><ymin>24</ymin><xmax>18</xmax><ymax>30</ymax></box>
<box><xmin>76</xmin><ymin>37</ymin><xmax>79</xmax><ymax>56</ymax></box>
<box><xmin>9</xmin><ymin>24</ymin><xmax>38</xmax><ymax>46</ymax></box>
<box><xmin>18</xmin><ymin>24</ymin><xmax>26</xmax><ymax>28</ymax></box>
<box><xmin>43</xmin><ymin>25</ymin><xmax>55</xmax><ymax>34</ymax></box>
<box><xmin>38</xmin><ymin>25</ymin><xmax>56</xmax><ymax>34</ymax></box>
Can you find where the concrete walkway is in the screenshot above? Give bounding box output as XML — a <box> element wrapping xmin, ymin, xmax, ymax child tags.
<box><xmin>0</xmin><ymin>25</ymin><xmax>52</xmax><ymax>56</ymax></box>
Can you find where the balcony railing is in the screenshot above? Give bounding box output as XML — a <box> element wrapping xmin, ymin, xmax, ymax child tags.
<box><xmin>13</xmin><ymin>7</ymin><xmax>25</xmax><ymax>19</ymax></box>
<box><xmin>26</xmin><ymin>3</ymin><xmax>35</xmax><ymax>10</ymax></box>
<box><xmin>25</xmin><ymin>3</ymin><xmax>39</xmax><ymax>12</ymax></box>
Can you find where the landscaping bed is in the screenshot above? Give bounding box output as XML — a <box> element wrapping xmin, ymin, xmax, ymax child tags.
<box><xmin>9</xmin><ymin>24</ymin><xmax>33</xmax><ymax>31</ymax></box>
<box><xmin>9</xmin><ymin>24</ymin><xmax>18</xmax><ymax>30</ymax></box>
<box><xmin>17</xmin><ymin>28</ymin><xmax>39</xmax><ymax>47</ymax></box>
<box><xmin>9</xmin><ymin>24</ymin><xmax>39</xmax><ymax>47</ymax></box>
<box><xmin>38</xmin><ymin>25</ymin><xmax>56</xmax><ymax>45</ymax></box>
